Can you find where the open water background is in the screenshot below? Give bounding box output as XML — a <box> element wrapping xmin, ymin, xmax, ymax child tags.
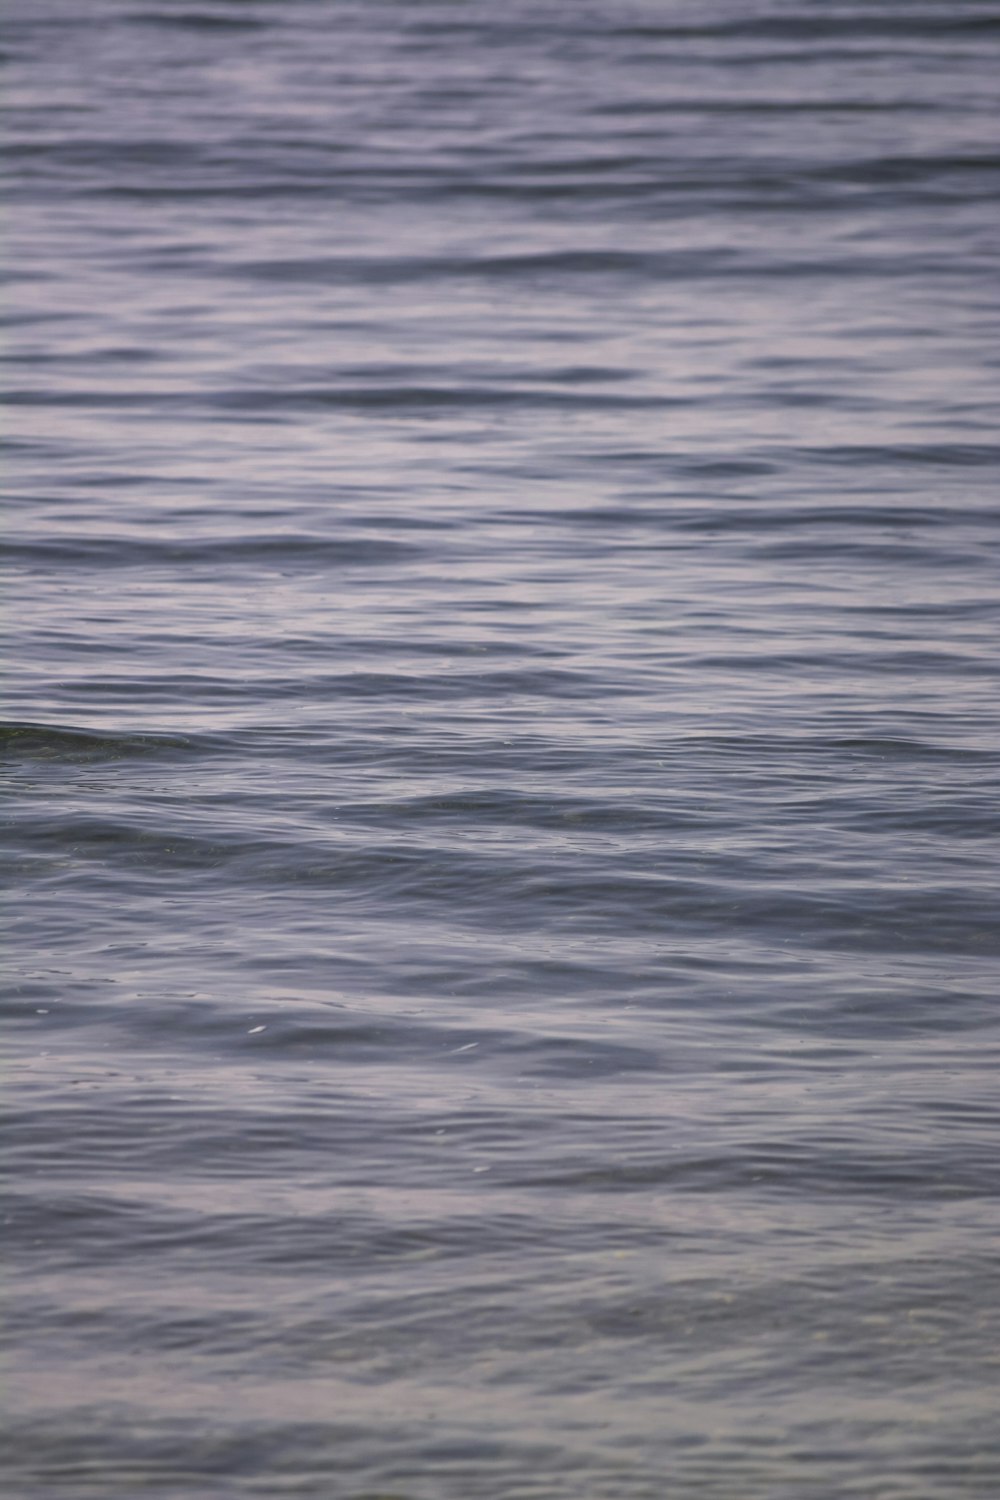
<box><xmin>4</xmin><ymin>2</ymin><xmax>1000</xmax><ymax>1496</ymax></box>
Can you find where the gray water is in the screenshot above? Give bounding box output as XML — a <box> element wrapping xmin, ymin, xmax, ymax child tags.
<box><xmin>4</xmin><ymin>2</ymin><xmax>1000</xmax><ymax>1496</ymax></box>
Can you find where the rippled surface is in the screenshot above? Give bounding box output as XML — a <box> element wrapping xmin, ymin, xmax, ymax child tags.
<box><xmin>5</xmin><ymin>2</ymin><xmax>1000</xmax><ymax>1496</ymax></box>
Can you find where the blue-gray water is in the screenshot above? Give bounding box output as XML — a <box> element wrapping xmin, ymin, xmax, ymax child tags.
<box><xmin>4</xmin><ymin>2</ymin><xmax>1000</xmax><ymax>1496</ymax></box>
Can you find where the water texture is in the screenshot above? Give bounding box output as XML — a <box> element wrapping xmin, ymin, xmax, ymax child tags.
<box><xmin>3</xmin><ymin>2</ymin><xmax>1000</xmax><ymax>1496</ymax></box>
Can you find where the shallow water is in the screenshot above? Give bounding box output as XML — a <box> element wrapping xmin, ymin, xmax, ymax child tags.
<box><xmin>4</xmin><ymin>2</ymin><xmax>1000</xmax><ymax>1496</ymax></box>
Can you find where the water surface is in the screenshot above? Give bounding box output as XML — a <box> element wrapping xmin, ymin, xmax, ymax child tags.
<box><xmin>4</xmin><ymin>2</ymin><xmax>1000</xmax><ymax>1496</ymax></box>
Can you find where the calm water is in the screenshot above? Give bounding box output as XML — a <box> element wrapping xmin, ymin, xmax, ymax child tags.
<box><xmin>4</xmin><ymin>2</ymin><xmax>1000</xmax><ymax>1496</ymax></box>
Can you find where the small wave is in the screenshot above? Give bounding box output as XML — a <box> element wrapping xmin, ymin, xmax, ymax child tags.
<box><xmin>0</xmin><ymin>721</ymin><xmax>200</xmax><ymax>762</ymax></box>
<box><xmin>673</xmin><ymin>733</ymin><xmax>996</xmax><ymax>763</ymax></box>
<box><xmin>213</xmin><ymin>384</ymin><xmax>674</xmax><ymax>414</ymax></box>
<box><xmin>611</xmin><ymin>14</ymin><xmax>1000</xmax><ymax>42</ymax></box>
<box><xmin>1</xmin><ymin>534</ymin><xmax>421</xmax><ymax>568</ymax></box>
<box><xmin>124</xmin><ymin>10</ymin><xmax>267</xmax><ymax>33</ymax></box>
<box><xmin>792</xmin><ymin>442</ymin><xmax>1000</xmax><ymax>469</ymax></box>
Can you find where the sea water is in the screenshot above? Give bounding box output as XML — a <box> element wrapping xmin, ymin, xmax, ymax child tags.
<box><xmin>4</xmin><ymin>2</ymin><xmax>1000</xmax><ymax>1496</ymax></box>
